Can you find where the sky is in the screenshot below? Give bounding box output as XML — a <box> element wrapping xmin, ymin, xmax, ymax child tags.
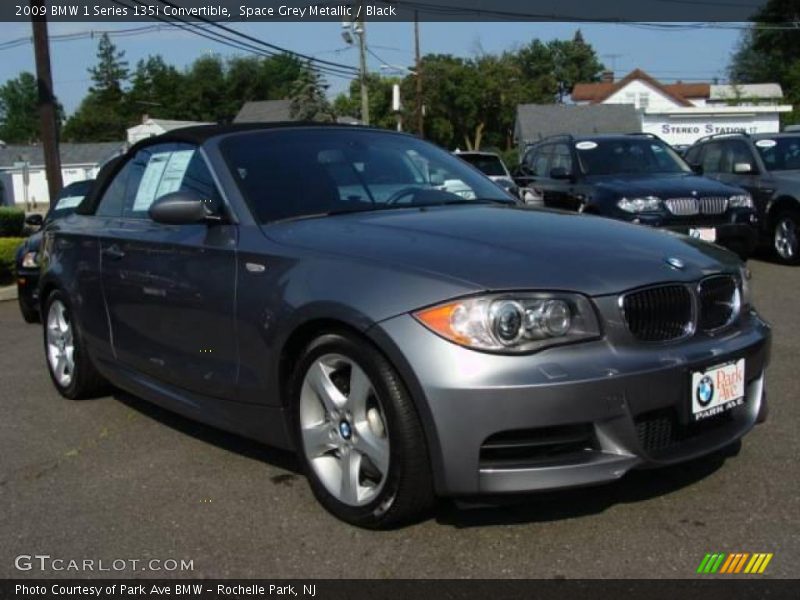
<box><xmin>0</xmin><ymin>21</ymin><xmax>745</xmax><ymax>116</ymax></box>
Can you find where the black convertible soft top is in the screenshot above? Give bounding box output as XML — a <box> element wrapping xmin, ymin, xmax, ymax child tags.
<box><xmin>75</xmin><ymin>121</ymin><xmax>374</xmax><ymax>215</ymax></box>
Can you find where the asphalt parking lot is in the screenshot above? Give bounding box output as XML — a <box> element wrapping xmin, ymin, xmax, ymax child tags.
<box><xmin>0</xmin><ymin>257</ymin><xmax>797</xmax><ymax>579</ymax></box>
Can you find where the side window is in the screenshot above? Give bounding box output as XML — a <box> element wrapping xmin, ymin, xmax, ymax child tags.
<box><xmin>532</xmin><ymin>145</ymin><xmax>552</xmax><ymax>177</ymax></box>
<box><xmin>684</xmin><ymin>145</ymin><xmax>701</xmax><ymax>165</ymax></box>
<box><xmin>550</xmin><ymin>143</ymin><xmax>573</xmax><ymax>173</ymax></box>
<box><xmin>121</xmin><ymin>143</ymin><xmax>222</xmax><ymax>219</ymax></box>
<box><xmin>726</xmin><ymin>141</ymin><xmax>755</xmax><ymax>172</ymax></box>
<box><xmin>95</xmin><ymin>163</ymin><xmax>130</xmax><ymax>217</ymax></box>
<box><xmin>701</xmin><ymin>142</ymin><xmax>723</xmax><ymax>173</ymax></box>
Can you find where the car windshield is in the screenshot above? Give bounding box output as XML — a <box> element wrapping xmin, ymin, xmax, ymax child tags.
<box><xmin>50</xmin><ymin>180</ymin><xmax>93</xmax><ymax>219</ymax></box>
<box><xmin>457</xmin><ymin>153</ymin><xmax>507</xmax><ymax>176</ymax></box>
<box><xmin>220</xmin><ymin>128</ymin><xmax>513</xmax><ymax>223</ymax></box>
<box><xmin>754</xmin><ymin>136</ymin><xmax>800</xmax><ymax>171</ymax></box>
<box><xmin>576</xmin><ymin>139</ymin><xmax>691</xmax><ymax>176</ymax></box>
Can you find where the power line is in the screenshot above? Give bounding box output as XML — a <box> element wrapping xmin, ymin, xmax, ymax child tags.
<box><xmin>109</xmin><ymin>0</ymin><xmax>357</xmax><ymax>80</ymax></box>
<box><xmin>153</xmin><ymin>0</ymin><xmax>359</xmax><ymax>75</ymax></box>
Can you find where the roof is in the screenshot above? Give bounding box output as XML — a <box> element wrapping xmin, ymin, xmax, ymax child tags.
<box><xmin>572</xmin><ymin>69</ymin><xmax>698</xmax><ymax>107</ymax></box>
<box><xmin>710</xmin><ymin>83</ymin><xmax>784</xmax><ymax>100</ymax></box>
<box><xmin>234</xmin><ymin>99</ymin><xmax>293</xmax><ymax>123</ymax></box>
<box><xmin>0</xmin><ymin>142</ymin><xmax>126</xmax><ymax>169</ymax></box>
<box><xmin>148</xmin><ymin>118</ymin><xmax>210</xmax><ymax>130</ymax></box>
<box><xmin>515</xmin><ymin>104</ymin><xmax>642</xmax><ymax>143</ymax></box>
<box><xmin>124</xmin><ymin>122</ymin><xmax>394</xmax><ymax>151</ymax></box>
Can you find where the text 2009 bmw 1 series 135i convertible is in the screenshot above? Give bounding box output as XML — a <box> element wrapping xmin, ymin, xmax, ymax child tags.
<box><xmin>38</xmin><ymin>124</ymin><xmax>771</xmax><ymax>528</ymax></box>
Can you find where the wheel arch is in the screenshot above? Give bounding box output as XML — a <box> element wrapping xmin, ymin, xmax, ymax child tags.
<box><xmin>277</xmin><ymin>317</ymin><xmax>447</xmax><ymax>495</ymax></box>
<box><xmin>767</xmin><ymin>195</ymin><xmax>800</xmax><ymax>223</ymax></box>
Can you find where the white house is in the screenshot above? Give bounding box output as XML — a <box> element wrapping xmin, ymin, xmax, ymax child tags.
<box><xmin>126</xmin><ymin>116</ymin><xmax>211</xmax><ymax>145</ymax></box>
<box><xmin>0</xmin><ymin>141</ymin><xmax>125</xmax><ymax>209</ymax></box>
<box><xmin>572</xmin><ymin>69</ymin><xmax>792</xmax><ymax>146</ymax></box>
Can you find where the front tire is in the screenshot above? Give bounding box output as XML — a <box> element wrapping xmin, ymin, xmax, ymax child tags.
<box><xmin>772</xmin><ymin>208</ymin><xmax>800</xmax><ymax>265</ymax></box>
<box><xmin>43</xmin><ymin>290</ymin><xmax>109</xmax><ymax>399</ymax></box>
<box><xmin>291</xmin><ymin>331</ymin><xmax>434</xmax><ymax>528</ymax></box>
<box><xmin>18</xmin><ymin>294</ymin><xmax>39</xmax><ymax>323</ymax></box>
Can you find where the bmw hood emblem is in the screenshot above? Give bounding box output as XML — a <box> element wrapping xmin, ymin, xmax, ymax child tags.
<box><xmin>665</xmin><ymin>257</ymin><xmax>685</xmax><ymax>270</ymax></box>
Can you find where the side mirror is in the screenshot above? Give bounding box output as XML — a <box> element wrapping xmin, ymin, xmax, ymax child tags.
<box><xmin>733</xmin><ymin>162</ymin><xmax>754</xmax><ymax>174</ymax></box>
<box><xmin>690</xmin><ymin>163</ymin><xmax>704</xmax><ymax>175</ymax></box>
<box><xmin>148</xmin><ymin>192</ymin><xmax>211</xmax><ymax>225</ymax></box>
<box><xmin>25</xmin><ymin>214</ymin><xmax>44</xmax><ymax>228</ymax></box>
<box><xmin>549</xmin><ymin>166</ymin><xmax>573</xmax><ymax>180</ymax></box>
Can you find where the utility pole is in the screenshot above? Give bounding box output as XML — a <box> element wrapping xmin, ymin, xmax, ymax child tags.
<box><xmin>31</xmin><ymin>0</ymin><xmax>62</xmax><ymax>205</ymax></box>
<box><xmin>357</xmin><ymin>2</ymin><xmax>369</xmax><ymax>126</ymax></box>
<box><xmin>414</xmin><ymin>12</ymin><xmax>423</xmax><ymax>137</ymax></box>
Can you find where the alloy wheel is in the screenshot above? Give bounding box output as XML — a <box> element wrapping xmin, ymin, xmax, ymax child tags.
<box><xmin>299</xmin><ymin>353</ymin><xmax>390</xmax><ymax>506</ymax></box>
<box><xmin>46</xmin><ymin>299</ymin><xmax>75</xmax><ymax>387</ymax></box>
<box><xmin>774</xmin><ymin>217</ymin><xmax>798</xmax><ymax>260</ymax></box>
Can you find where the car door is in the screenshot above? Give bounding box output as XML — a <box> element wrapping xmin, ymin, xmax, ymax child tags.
<box><xmin>99</xmin><ymin>143</ymin><xmax>239</xmax><ymax>400</ymax></box>
<box><xmin>709</xmin><ymin>140</ymin><xmax>772</xmax><ymax>217</ymax></box>
<box><xmin>515</xmin><ymin>145</ymin><xmax>552</xmax><ymax>205</ymax></box>
<box><xmin>542</xmin><ymin>143</ymin><xmax>582</xmax><ymax>211</ymax></box>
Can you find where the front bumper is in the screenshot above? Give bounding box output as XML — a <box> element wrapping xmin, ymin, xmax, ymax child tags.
<box><xmin>618</xmin><ymin>209</ymin><xmax>759</xmax><ymax>257</ymax></box>
<box><xmin>16</xmin><ymin>268</ymin><xmax>40</xmax><ymax>310</ymax></box>
<box><xmin>371</xmin><ymin>310</ymin><xmax>771</xmax><ymax>496</ymax></box>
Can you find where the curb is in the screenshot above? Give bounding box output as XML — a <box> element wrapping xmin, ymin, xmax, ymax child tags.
<box><xmin>0</xmin><ymin>284</ymin><xmax>17</xmax><ymax>302</ymax></box>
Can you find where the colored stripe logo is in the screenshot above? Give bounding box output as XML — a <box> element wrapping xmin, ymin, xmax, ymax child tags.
<box><xmin>696</xmin><ymin>553</ymin><xmax>773</xmax><ymax>574</ymax></box>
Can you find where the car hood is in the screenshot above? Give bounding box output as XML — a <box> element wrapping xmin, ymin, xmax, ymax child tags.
<box><xmin>588</xmin><ymin>173</ymin><xmax>743</xmax><ymax>198</ymax></box>
<box><xmin>264</xmin><ymin>205</ymin><xmax>739</xmax><ymax>297</ymax></box>
<box><xmin>765</xmin><ymin>170</ymin><xmax>800</xmax><ymax>190</ymax></box>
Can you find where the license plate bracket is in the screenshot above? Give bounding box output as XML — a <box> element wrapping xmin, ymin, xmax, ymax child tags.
<box><xmin>690</xmin><ymin>359</ymin><xmax>745</xmax><ymax>422</ymax></box>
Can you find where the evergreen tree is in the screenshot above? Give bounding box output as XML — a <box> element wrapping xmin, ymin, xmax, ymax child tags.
<box><xmin>0</xmin><ymin>72</ymin><xmax>41</xmax><ymax>143</ymax></box>
<box><xmin>289</xmin><ymin>66</ymin><xmax>335</xmax><ymax>122</ymax></box>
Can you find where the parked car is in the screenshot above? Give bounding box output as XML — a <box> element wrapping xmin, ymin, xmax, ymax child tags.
<box><xmin>685</xmin><ymin>132</ymin><xmax>800</xmax><ymax>264</ymax></box>
<box><xmin>40</xmin><ymin>124</ymin><xmax>770</xmax><ymax>528</ymax></box>
<box><xmin>454</xmin><ymin>150</ymin><xmax>519</xmax><ymax>198</ymax></box>
<box><xmin>15</xmin><ymin>179</ymin><xmax>94</xmax><ymax>322</ymax></box>
<box><xmin>513</xmin><ymin>134</ymin><xmax>759</xmax><ymax>259</ymax></box>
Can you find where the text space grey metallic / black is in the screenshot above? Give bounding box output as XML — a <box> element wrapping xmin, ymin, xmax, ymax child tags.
<box><xmin>38</xmin><ymin>125</ymin><xmax>770</xmax><ymax>528</ymax></box>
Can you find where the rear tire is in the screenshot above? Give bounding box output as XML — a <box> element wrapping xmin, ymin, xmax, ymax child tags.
<box><xmin>772</xmin><ymin>208</ymin><xmax>800</xmax><ymax>265</ymax></box>
<box><xmin>42</xmin><ymin>289</ymin><xmax>109</xmax><ymax>399</ymax></box>
<box><xmin>290</xmin><ymin>331</ymin><xmax>434</xmax><ymax>528</ymax></box>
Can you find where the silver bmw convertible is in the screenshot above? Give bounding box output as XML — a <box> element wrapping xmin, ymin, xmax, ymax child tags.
<box><xmin>39</xmin><ymin>124</ymin><xmax>771</xmax><ymax>528</ymax></box>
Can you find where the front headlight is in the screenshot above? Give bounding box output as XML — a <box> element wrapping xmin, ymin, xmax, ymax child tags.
<box><xmin>729</xmin><ymin>194</ymin><xmax>754</xmax><ymax>209</ymax></box>
<box><xmin>414</xmin><ymin>293</ymin><xmax>601</xmax><ymax>353</ymax></box>
<box><xmin>21</xmin><ymin>251</ymin><xmax>38</xmax><ymax>269</ymax></box>
<box><xmin>739</xmin><ymin>265</ymin><xmax>752</xmax><ymax>309</ymax></box>
<box><xmin>617</xmin><ymin>196</ymin><xmax>662</xmax><ymax>213</ymax></box>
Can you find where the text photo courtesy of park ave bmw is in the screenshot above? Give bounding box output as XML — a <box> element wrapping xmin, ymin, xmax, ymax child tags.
<box><xmin>0</xmin><ymin>0</ymin><xmax>798</xmax><ymax>595</ymax></box>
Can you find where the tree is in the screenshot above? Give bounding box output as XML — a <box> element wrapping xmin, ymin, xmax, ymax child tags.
<box><xmin>125</xmin><ymin>55</ymin><xmax>185</xmax><ymax>121</ymax></box>
<box><xmin>515</xmin><ymin>30</ymin><xmax>605</xmax><ymax>103</ymax></box>
<box><xmin>0</xmin><ymin>72</ymin><xmax>40</xmax><ymax>143</ymax></box>
<box><xmin>88</xmin><ymin>33</ymin><xmax>129</xmax><ymax>104</ymax></box>
<box><xmin>63</xmin><ymin>34</ymin><xmax>130</xmax><ymax>141</ymax></box>
<box><xmin>333</xmin><ymin>73</ymin><xmax>399</xmax><ymax>129</ymax></box>
<box><xmin>181</xmin><ymin>54</ymin><xmax>227</xmax><ymax>122</ymax></box>
<box><xmin>289</xmin><ymin>66</ymin><xmax>335</xmax><ymax>122</ymax></box>
<box><xmin>728</xmin><ymin>0</ymin><xmax>800</xmax><ymax>123</ymax></box>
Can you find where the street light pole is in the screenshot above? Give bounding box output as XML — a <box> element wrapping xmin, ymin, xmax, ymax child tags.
<box><xmin>31</xmin><ymin>0</ymin><xmax>63</xmax><ymax>206</ymax></box>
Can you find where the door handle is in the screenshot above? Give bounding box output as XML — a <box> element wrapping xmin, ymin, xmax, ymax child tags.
<box><xmin>102</xmin><ymin>245</ymin><xmax>125</xmax><ymax>260</ymax></box>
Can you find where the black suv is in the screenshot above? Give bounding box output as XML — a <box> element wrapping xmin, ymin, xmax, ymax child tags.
<box><xmin>685</xmin><ymin>132</ymin><xmax>800</xmax><ymax>264</ymax></box>
<box><xmin>513</xmin><ymin>134</ymin><xmax>759</xmax><ymax>259</ymax></box>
